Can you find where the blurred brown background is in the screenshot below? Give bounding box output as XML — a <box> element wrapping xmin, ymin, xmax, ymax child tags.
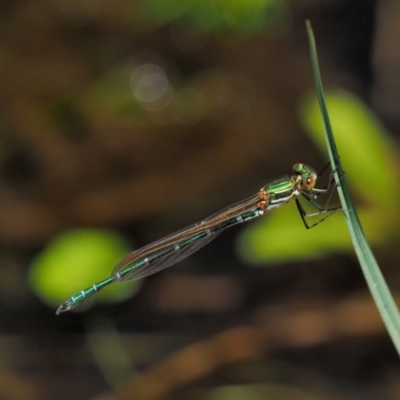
<box><xmin>1</xmin><ymin>1</ymin><xmax>400</xmax><ymax>399</ymax></box>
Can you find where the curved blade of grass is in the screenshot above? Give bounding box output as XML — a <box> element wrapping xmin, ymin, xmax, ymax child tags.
<box><xmin>306</xmin><ymin>20</ymin><xmax>400</xmax><ymax>355</ymax></box>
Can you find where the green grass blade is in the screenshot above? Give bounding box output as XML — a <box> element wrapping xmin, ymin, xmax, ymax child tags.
<box><xmin>306</xmin><ymin>20</ymin><xmax>400</xmax><ymax>355</ymax></box>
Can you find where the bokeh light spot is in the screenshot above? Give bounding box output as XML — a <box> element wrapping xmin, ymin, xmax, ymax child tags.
<box><xmin>130</xmin><ymin>64</ymin><xmax>173</xmax><ymax>112</ymax></box>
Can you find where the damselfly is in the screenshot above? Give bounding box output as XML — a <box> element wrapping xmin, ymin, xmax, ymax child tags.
<box><xmin>56</xmin><ymin>163</ymin><xmax>340</xmax><ymax>314</ymax></box>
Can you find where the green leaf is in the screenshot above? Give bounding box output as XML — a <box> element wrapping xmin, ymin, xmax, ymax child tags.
<box><xmin>29</xmin><ymin>228</ymin><xmax>140</xmax><ymax>308</ymax></box>
<box><xmin>141</xmin><ymin>0</ymin><xmax>289</xmax><ymax>35</ymax></box>
<box><xmin>301</xmin><ymin>91</ymin><xmax>399</xmax><ymax>208</ymax></box>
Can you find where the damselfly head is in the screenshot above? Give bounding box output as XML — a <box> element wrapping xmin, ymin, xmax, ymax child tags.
<box><xmin>292</xmin><ymin>163</ymin><xmax>317</xmax><ymax>189</ymax></box>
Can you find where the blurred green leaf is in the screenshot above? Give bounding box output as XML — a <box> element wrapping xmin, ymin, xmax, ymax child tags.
<box><xmin>77</xmin><ymin>66</ymin><xmax>147</xmax><ymax>124</ymax></box>
<box><xmin>237</xmin><ymin>204</ymin><xmax>348</xmax><ymax>264</ymax></box>
<box><xmin>301</xmin><ymin>91</ymin><xmax>399</xmax><ymax>208</ymax></box>
<box><xmin>141</xmin><ymin>0</ymin><xmax>289</xmax><ymax>35</ymax></box>
<box><xmin>29</xmin><ymin>228</ymin><xmax>140</xmax><ymax>308</ymax></box>
<box><xmin>301</xmin><ymin>91</ymin><xmax>400</xmax><ymax>245</ymax></box>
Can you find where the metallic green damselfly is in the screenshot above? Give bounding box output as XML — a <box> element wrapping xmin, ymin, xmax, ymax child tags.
<box><xmin>56</xmin><ymin>163</ymin><xmax>340</xmax><ymax>314</ymax></box>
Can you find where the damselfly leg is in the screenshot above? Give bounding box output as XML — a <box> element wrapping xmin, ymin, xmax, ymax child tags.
<box><xmin>296</xmin><ymin>164</ymin><xmax>343</xmax><ymax>229</ymax></box>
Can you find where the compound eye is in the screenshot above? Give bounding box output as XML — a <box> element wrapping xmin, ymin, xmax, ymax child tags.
<box><xmin>303</xmin><ymin>172</ymin><xmax>317</xmax><ymax>189</ymax></box>
<box><xmin>293</xmin><ymin>163</ymin><xmax>304</xmax><ymax>173</ymax></box>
